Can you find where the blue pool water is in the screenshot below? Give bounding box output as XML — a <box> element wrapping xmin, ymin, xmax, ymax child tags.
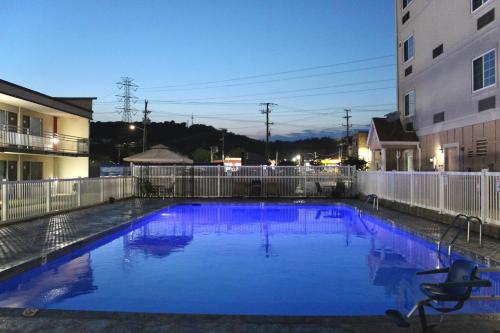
<box><xmin>0</xmin><ymin>202</ymin><xmax>498</xmax><ymax>316</ymax></box>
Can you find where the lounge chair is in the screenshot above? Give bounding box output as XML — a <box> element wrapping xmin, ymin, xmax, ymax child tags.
<box><xmin>386</xmin><ymin>259</ymin><xmax>499</xmax><ymax>332</ymax></box>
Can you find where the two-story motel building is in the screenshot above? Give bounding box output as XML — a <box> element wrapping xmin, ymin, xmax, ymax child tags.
<box><xmin>0</xmin><ymin>79</ymin><xmax>92</xmax><ymax>180</ymax></box>
<box><xmin>368</xmin><ymin>0</ymin><xmax>500</xmax><ymax>171</ymax></box>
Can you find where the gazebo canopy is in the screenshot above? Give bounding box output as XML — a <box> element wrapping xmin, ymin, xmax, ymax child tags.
<box><xmin>124</xmin><ymin>144</ymin><xmax>193</xmax><ymax>165</ymax></box>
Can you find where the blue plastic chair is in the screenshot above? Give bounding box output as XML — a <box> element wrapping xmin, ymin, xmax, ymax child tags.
<box><xmin>386</xmin><ymin>259</ymin><xmax>493</xmax><ymax>332</ymax></box>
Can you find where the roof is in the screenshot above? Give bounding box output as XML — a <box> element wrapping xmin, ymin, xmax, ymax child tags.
<box><xmin>0</xmin><ymin>79</ymin><xmax>94</xmax><ymax>119</ymax></box>
<box><xmin>371</xmin><ymin>118</ymin><xmax>419</xmax><ymax>142</ymax></box>
<box><xmin>124</xmin><ymin>144</ymin><xmax>193</xmax><ymax>164</ymax></box>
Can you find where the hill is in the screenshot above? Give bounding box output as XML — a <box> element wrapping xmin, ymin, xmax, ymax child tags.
<box><xmin>90</xmin><ymin>121</ymin><xmax>340</xmax><ymax>163</ymax></box>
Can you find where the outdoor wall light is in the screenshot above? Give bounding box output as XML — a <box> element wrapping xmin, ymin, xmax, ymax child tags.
<box><xmin>129</xmin><ymin>124</ymin><xmax>136</xmax><ymax>130</ymax></box>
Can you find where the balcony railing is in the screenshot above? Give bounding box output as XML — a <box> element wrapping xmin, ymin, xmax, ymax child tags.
<box><xmin>0</xmin><ymin>124</ymin><xmax>89</xmax><ymax>155</ymax></box>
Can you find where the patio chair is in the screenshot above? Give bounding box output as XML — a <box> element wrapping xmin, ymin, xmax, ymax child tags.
<box><xmin>140</xmin><ymin>180</ymin><xmax>160</xmax><ymax>197</ymax></box>
<box><xmin>385</xmin><ymin>259</ymin><xmax>498</xmax><ymax>332</ymax></box>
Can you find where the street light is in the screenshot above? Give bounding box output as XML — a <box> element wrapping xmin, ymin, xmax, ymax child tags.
<box><xmin>128</xmin><ymin>123</ymin><xmax>146</xmax><ymax>151</ymax></box>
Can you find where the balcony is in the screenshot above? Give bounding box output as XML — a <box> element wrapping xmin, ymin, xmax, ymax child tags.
<box><xmin>0</xmin><ymin>124</ymin><xmax>88</xmax><ymax>156</ymax></box>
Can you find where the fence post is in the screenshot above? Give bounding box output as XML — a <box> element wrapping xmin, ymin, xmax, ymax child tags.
<box><xmin>46</xmin><ymin>180</ymin><xmax>51</xmax><ymax>213</ymax></box>
<box><xmin>438</xmin><ymin>171</ymin><xmax>445</xmax><ymax>214</ymax></box>
<box><xmin>410</xmin><ymin>170</ymin><xmax>414</xmax><ymax>206</ymax></box>
<box><xmin>77</xmin><ymin>178</ymin><xmax>82</xmax><ymax>207</ymax></box>
<box><xmin>303</xmin><ymin>166</ymin><xmax>307</xmax><ymax>198</ymax></box>
<box><xmin>217</xmin><ymin>166</ymin><xmax>221</xmax><ymax>198</ymax></box>
<box><xmin>100</xmin><ymin>178</ymin><xmax>105</xmax><ymax>203</ymax></box>
<box><xmin>480</xmin><ymin>169</ymin><xmax>488</xmax><ymax>222</ymax></box>
<box><xmin>1</xmin><ymin>181</ymin><xmax>7</xmax><ymax>222</ymax></box>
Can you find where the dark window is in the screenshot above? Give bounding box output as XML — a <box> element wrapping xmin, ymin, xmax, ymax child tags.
<box><xmin>406</xmin><ymin>122</ymin><xmax>414</xmax><ymax>131</ymax></box>
<box><xmin>405</xmin><ymin>66</ymin><xmax>413</xmax><ymax>76</ymax></box>
<box><xmin>477</xmin><ymin>9</ymin><xmax>495</xmax><ymax>30</ymax></box>
<box><xmin>433</xmin><ymin>112</ymin><xmax>445</xmax><ymax>123</ymax></box>
<box><xmin>22</xmin><ymin>161</ymin><xmax>43</xmax><ymax>180</ymax></box>
<box><xmin>402</xmin><ymin>0</ymin><xmax>413</xmax><ymax>10</ymax></box>
<box><xmin>478</xmin><ymin>96</ymin><xmax>496</xmax><ymax>111</ymax></box>
<box><xmin>433</xmin><ymin>44</ymin><xmax>444</xmax><ymax>59</ymax></box>
<box><xmin>404</xmin><ymin>90</ymin><xmax>415</xmax><ymax>116</ymax></box>
<box><xmin>403</xmin><ymin>36</ymin><xmax>414</xmax><ymax>62</ymax></box>
<box><xmin>473</xmin><ymin>0</ymin><xmax>489</xmax><ymax>12</ymax></box>
<box><xmin>402</xmin><ymin>12</ymin><xmax>410</xmax><ymax>24</ymax></box>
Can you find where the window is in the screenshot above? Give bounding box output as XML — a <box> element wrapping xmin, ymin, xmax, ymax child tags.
<box><xmin>473</xmin><ymin>49</ymin><xmax>496</xmax><ymax>92</ymax></box>
<box><xmin>433</xmin><ymin>112</ymin><xmax>445</xmax><ymax>123</ymax></box>
<box><xmin>404</xmin><ymin>35</ymin><xmax>414</xmax><ymax>62</ymax></box>
<box><xmin>22</xmin><ymin>161</ymin><xmax>43</xmax><ymax>180</ymax></box>
<box><xmin>402</xmin><ymin>0</ymin><xmax>413</xmax><ymax>10</ymax></box>
<box><xmin>22</xmin><ymin>115</ymin><xmax>43</xmax><ymax>136</ymax></box>
<box><xmin>433</xmin><ymin>44</ymin><xmax>444</xmax><ymax>59</ymax></box>
<box><xmin>477</xmin><ymin>9</ymin><xmax>495</xmax><ymax>30</ymax></box>
<box><xmin>404</xmin><ymin>90</ymin><xmax>415</xmax><ymax>116</ymax></box>
<box><xmin>402</xmin><ymin>12</ymin><xmax>410</xmax><ymax>25</ymax></box>
<box><xmin>472</xmin><ymin>0</ymin><xmax>489</xmax><ymax>13</ymax></box>
<box><xmin>478</xmin><ymin>96</ymin><xmax>496</xmax><ymax>111</ymax></box>
<box><xmin>405</xmin><ymin>65</ymin><xmax>413</xmax><ymax>76</ymax></box>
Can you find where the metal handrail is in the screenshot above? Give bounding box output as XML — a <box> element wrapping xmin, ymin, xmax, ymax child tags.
<box><xmin>437</xmin><ymin>214</ymin><xmax>468</xmax><ymax>253</ymax></box>
<box><xmin>358</xmin><ymin>194</ymin><xmax>378</xmax><ymax>214</ymax></box>
<box><xmin>467</xmin><ymin>216</ymin><xmax>483</xmax><ymax>247</ymax></box>
<box><xmin>438</xmin><ymin>214</ymin><xmax>483</xmax><ymax>256</ymax></box>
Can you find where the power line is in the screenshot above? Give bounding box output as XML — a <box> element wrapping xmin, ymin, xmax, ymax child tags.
<box><xmin>140</xmin><ymin>64</ymin><xmax>395</xmax><ymax>92</ymax></box>
<box><xmin>142</xmin><ymin>78</ymin><xmax>395</xmax><ymax>102</ymax></box>
<box><xmin>116</xmin><ymin>77</ymin><xmax>138</xmax><ymax>122</ymax></box>
<box><xmin>140</xmin><ymin>54</ymin><xmax>395</xmax><ymax>90</ymax></box>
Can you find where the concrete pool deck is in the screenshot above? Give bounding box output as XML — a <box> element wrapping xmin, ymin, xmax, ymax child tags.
<box><xmin>0</xmin><ymin>308</ymin><xmax>499</xmax><ymax>333</ymax></box>
<box><xmin>0</xmin><ymin>198</ymin><xmax>498</xmax><ymax>332</ymax></box>
<box><xmin>0</xmin><ymin>198</ymin><xmax>170</xmax><ymax>280</ymax></box>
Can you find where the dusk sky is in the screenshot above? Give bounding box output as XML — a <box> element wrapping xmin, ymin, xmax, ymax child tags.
<box><xmin>1</xmin><ymin>0</ymin><xmax>396</xmax><ymax>140</ymax></box>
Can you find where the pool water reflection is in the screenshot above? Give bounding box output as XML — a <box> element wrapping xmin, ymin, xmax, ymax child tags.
<box><xmin>0</xmin><ymin>203</ymin><xmax>498</xmax><ymax>316</ymax></box>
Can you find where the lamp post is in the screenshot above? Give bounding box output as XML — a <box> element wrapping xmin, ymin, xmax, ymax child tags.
<box><xmin>129</xmin><ymin>124</ymin><xmax>147</xmax><ymax>152</ymax></box>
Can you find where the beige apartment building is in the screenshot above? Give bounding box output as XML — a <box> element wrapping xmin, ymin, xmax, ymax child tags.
<box><xmin>368</xmin><ymin>0</ymin><xmax>500</xmax><ymax>171</ymax></box>
<box><xmin>0</xmin><ymin>79</ymin><xmax>93</xmax><ymax>180</ymax></box>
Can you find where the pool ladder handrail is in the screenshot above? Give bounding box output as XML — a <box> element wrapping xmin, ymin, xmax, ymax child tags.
<box><xmin>437</xmin><ymin>214</ymin><xmax>483</xmax><ymax>256</ymax></box>
<box><xmin>358</xmin><ymin>194</ymin><xmax>379</xmax><ymax>214</ymax></box>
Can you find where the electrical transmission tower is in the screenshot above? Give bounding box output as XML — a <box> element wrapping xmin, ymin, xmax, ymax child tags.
<box><xmin>260</xmin><ymin>103</ymin><xmax>276</xmax><ymax>162</ymax></box>
<box><xmin>116</xmin><ymin>77</ymin><xmax>138</xmax><ymax>122</ymax></box>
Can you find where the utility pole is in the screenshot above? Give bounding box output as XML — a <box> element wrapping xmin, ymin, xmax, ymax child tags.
<box><xmin>142</xmin><ymin>100</ymin><xmax>151</xmax><ymax>152</ymax></box>
<box><xmin>260</xmin><ymin>103</ymin><xmax>276</xmax><ymax>162</ymax></box>
<box><xmin>343</xmin><ymin>108</ymin><xmax>352</xmax><ymax>157</ymax></box>
<box><xmin>116</xmin><ymin>77</ymin><xmax>138</xmax><ymax>123</ymax></box>
<box><xmin>191</xmin><ymin>113</ymin><xmax>194</xmax><ymax>127</ymax></box>
<box><xmin>220</xmin><ymin>128</ymin><xmax>227</xmax><ymax>161</ymax></box>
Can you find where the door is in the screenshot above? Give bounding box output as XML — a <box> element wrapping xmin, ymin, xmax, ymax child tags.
<box><xmin>7</xmin><ymin>161</ymin><xmax>17</xmax><ymax>181</ymax></box>
<box><xmin>445</xmin><ymin>147</ymin><xmax>459</xmax><ymax>171</ymax></box>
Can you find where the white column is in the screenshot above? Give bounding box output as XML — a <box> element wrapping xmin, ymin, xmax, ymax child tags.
<box><xmin>381</xmin><ymin>148</ymin><xmax>387</xmax><ymax>171</ymax></box>
<box><xmin>370</xmin><ymin>150</ymin><xmax>376</xmax><ymax>171</ymax></box>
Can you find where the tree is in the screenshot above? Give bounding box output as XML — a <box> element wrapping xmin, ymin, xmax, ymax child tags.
<box><xmin>192</xmin><ymin>148</ymin><xmax>211</xmax><ymax>164</ymax></box>
<box><xmin>342</xmin><ymin>156</ymin><xmax>368</xmax><ymax>170</ymax></box>
<box><xmin>228</xmin><ymin>147</ymin><xmax>245</xmax><ymax>158</ymax></box>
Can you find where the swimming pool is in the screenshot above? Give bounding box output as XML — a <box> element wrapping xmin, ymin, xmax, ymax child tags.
<box><xmin>0</xmin><ymin>202</ymin><xmax>498</xmax><ymax>316</ymax></box>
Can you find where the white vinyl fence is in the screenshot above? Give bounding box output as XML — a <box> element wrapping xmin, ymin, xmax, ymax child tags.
<box><xmin>0</xmin><ymin>176</ymin><xmax>135</xmax><ymax>223</ymax></box>
<box><xmin>133</xmin><ymin>165</ymin><xmax>356</xmax><ymax>198</ymax></box>
<box><xmin>357</xmin><ymin>170</ymin><xmax>500</xmax><ymax>226</ymax></box>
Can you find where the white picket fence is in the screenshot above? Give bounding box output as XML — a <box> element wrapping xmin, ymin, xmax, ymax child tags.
<box><xmin>0</xmin><ymin>176</ymin><xmax>135</xmax><ymax>223</ymax></box>
<box><xmin>133</xmin><ymin>165</ymin><xmax>356</xmax><ymax>198</ymax></box>
<box><xmin>357</xmin><ymin>170</ymin><xmax>500</xmax><ymax>225</ymax></box>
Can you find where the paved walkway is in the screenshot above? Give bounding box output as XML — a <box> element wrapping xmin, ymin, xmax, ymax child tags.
<box><xmin>0</xmin><ymin>309</ymin><xmax>499</xmax><ymax>333</ymax></box>
<box><xmin>0</xmin><ymin>198</ymin><xmax>169</xmax><ymax>278</ymax></box>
